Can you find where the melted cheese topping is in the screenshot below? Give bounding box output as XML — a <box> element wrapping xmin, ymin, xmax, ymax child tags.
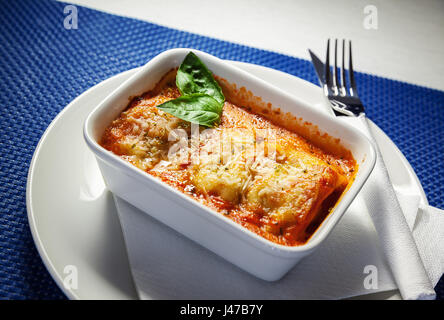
<box><xmin>101</xmin><ymin>80</ymin><xmax>357</xmax><ymax>246</ymax></box>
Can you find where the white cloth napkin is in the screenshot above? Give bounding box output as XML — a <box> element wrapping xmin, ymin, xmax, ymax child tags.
<box><xmin>112</xmin><ymin>118</ymin><xmax>444</xmax><ymax>300</ymax></box>
<box><xmin>343</xmin><ymin>115</ymin><xmax>438</xmax><ymax>300</ymax></box>
<box><xmin>113</xmin><ymin>194</ymin><xmax>444</xmax><ymax>299</ymax></box>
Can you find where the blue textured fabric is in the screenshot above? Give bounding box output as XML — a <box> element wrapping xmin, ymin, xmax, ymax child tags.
<box><xmin>0</xmin><ymin>0</ymin><xmax>442</xmax><ymax>300</ymax></box>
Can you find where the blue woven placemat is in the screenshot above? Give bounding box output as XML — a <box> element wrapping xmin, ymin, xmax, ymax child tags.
<box><xmin>0</xmin><ymin>0</ymin><xmax>442</xmax><ymax>300</ymax></box>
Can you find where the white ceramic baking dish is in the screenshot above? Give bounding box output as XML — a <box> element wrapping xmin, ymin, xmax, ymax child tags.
<box><xmin>84</xmin><ymin>48</ymin><xmax>376</xmax><ymax>281</ymax></box>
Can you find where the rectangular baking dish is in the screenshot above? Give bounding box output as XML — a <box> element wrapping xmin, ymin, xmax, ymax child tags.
<box><xmin>84</xmin><ymin>48</ymin><xmax>376</xmax><ymax>281</ymax></box>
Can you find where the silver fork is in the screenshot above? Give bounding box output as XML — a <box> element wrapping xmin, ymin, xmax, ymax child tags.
<box><xmin>310</xmin><ymin>39</ymin><xmax>365</xmax><ymax>117</ymax></box>
<box><xmin>309</xmin><ymin>39</ymin><xmax>435</xmax><ymax>300</ymax></box>
<box><xmin>325</xmin><ymin>39</ymin><xmax>365</xmax><ymax>117</ymax></box>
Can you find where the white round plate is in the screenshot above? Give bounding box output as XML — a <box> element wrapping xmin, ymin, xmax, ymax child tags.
<box><xmin>26</xmin><ymin>61</ymin><xmax>427</xmax><ymax>300</ymax></box>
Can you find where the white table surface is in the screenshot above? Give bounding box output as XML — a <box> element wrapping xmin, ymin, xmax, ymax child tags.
<box><xmin>63</xmin><ymin>0</ymin><xmax>444</xmax><ymax>91</ymax></box>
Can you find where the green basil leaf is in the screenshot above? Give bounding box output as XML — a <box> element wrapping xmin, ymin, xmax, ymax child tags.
<box><xmin>157</xmin><ymin>94</ymin><xmax>221</xmax><ymax>127</ymax></box>
<box><xmin>176</xmin><ymin>52</ymin><xmax>225</xmax><ymax>106</ymax></box>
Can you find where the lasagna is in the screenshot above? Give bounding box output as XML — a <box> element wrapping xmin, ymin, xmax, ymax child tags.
<box><xmin>100</xmin><ymin>71</ymin><xmax>357</xmax><ymax>246</ymax></box>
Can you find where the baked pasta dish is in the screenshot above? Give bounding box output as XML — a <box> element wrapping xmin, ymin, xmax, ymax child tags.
<box><xmin>100</xmin><ymin>55</ymin><xmax>357</xmax><ymax>246</ymax></box>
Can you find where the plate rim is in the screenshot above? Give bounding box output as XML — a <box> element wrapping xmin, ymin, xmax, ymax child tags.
<box><xmin>26</xmin><ymin>69</ymin><xmax>137</xmax><ymax>300</ymax></box>
<box><xmin>26</xmin><ymin>62</ymin><xmax>427</xmax><ymax>300</ymax></box>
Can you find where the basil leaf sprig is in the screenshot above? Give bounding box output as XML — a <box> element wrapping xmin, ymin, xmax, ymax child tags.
<box><xmin>157</xmin><ymin>52</ymin><xmax>225</xmax><ymax>127</ymax></box>
<box><xmin>156</xmin><ymin>94</ymin><xmax>221</xmax><ymax>128</ymax></box>
<box><xmin>176</xmin><ymin>52</ymin><xmax>225</xmax><ymax>106</ymax></box>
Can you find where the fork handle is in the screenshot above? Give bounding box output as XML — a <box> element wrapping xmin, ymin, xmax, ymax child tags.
<box><xmin>350</xmin><ymin>114</ymin><xmax>435</xmax><ymax>299</ymax></box>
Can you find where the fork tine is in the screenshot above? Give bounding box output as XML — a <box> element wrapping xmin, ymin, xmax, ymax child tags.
<box><xmin>341</xmin><ymin>39</ymin><xmax>346</xmax><ymax>94</ymax></box>
<box><xmin>333</xmin><ymin>39</ymin><xmax>339</xmax><ymax>92</ymax></box>
<box><xmin>348</xmin><ymin>40</ymin><xmax>357</xmax><ymax>96</ymax></box>
<box><xmin>325</xmin><ymin>39</ymin><xmax>331</xmax><ymax>88</ymax></box>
